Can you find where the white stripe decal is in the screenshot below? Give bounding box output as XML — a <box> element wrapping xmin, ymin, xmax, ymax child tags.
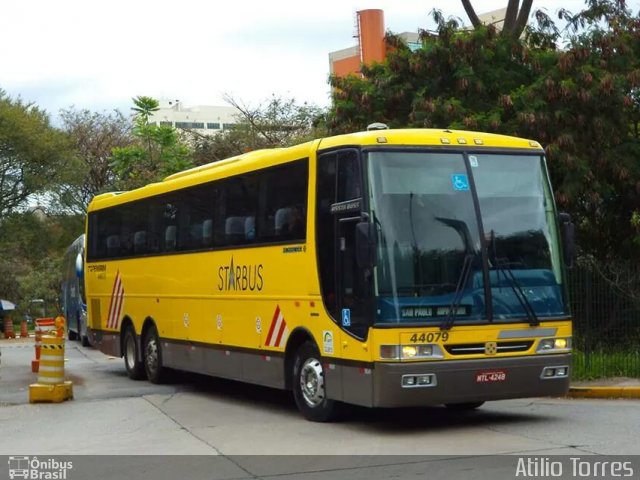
<box><xmin>107</xmin><ymin>273</ymin><xmax>125</xmax><ymax>329</ymax></box>
<box><xmin>269</xmin><ymin>312</ymin><xmax>284</xmax><ymax>347</ymax></box>
<box><xmin>113</xmin><ymin>285</ymin><xmax>125</xmax><ymax>330</ymax></box>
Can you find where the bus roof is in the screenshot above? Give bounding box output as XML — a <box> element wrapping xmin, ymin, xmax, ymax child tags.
<box><xmin>88</xmin><ymin>128</ymin><xmax>542</xmax><ymax>212</ymax></box>
<box><xmin>316</xmin><ymin>128</ymin><xmax>541</xmax><ymax>151</ymax></box>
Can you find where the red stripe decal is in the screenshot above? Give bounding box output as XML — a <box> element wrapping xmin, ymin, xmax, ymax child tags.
<box><xmin>111</xmin><ymin>276</ymin><xmax>123</xmax><ymax>329</ymax></box>
<box><xmin>265</xmin><ymin>305</ymin><xmax>280</xmax><ymax>346</ymax></box>
<box><xmin>113</xmin><ymin>286</ymin><xmax>124</xmax><ymax>329</ymax></box>
<box><xmin>106</xmin><ymin>272</ymin><xmax>119</xmax><ymax>329</ymax></box>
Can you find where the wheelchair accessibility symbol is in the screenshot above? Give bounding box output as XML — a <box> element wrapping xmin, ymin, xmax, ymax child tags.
<box><xmin>451</xmin><ymin>174</ymin><xmax>470</xmax><ymax>191</ymax></box>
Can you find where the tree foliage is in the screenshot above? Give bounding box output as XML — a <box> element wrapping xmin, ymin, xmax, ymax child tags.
<box><xmin>190</xmin><ymin>95</ymin><xmax>327</xmax><ymax>164</ymax></box>
<box><xmin>328</xmin><ymin>0</ymin><xmax>640</xmax><ymax>260</ymax></box>
<box><xmin>0</xmin><ymin>211</ymin><xmax>83</xmax><ymax>316</ymax></box>
<box><xmin>57</xmin><ymin>108</ymin><xmax>133</xmax><ymax>213</ymax></box>
<box><xmin>0</xmin><ymin>90</ymin><xmax>73</xmax><ymax>216</ymax></box>
<box><xmin>461</xmin><ymin>0</ymin><xmax>533</xmax><ymax>37</ymax></box>
<box><xmin>111</xmin><ymin>96</ymin><xmax>193</xmax><ymax>189</ymax></box>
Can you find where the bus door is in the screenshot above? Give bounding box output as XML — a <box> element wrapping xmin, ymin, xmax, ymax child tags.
<box><xmin>317</xmin><ymin>149</ymin><xmax>374</xmax><ymax>405</ymax></box>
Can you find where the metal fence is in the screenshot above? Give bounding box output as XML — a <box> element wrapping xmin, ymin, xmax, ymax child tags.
<box><xmin>567</xmin><ymin>262</ymin><xmax>640</xmax><ymax>379</ymax></box>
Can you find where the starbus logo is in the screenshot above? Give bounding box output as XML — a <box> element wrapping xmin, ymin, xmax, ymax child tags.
<box><xmin>217</xmin><ymin>256</ymin><xmax>264</xmax><ymax>292</ymax></box>
<box><xmin>8</xmin><ymin>456</ymin><xmax>73</xmax><ymax>480</ymax></box>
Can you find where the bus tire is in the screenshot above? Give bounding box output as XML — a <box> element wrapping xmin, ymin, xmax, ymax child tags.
<box><xmin>445</xmin><ymin>401</ymin><xmax>485</xmax><ymax>411</ymax></box>
<box><xmin>81</xmin><ymin>335</ymin><xmax>91</xmax><ymax>347</ymax></box>
<box><xmin>143</xmin><ymin>325</ymin><xmax>167</xmax><ymax>384</ymax></box>
<box><xmin>67</xmin><ymin>328</ymin><xmax>78</xmax><ymax>341</ymax></box>
<box><xmin>123</xmin><ymin>327</ymin><xmax>145</xmax><ymax>380</ymax></box>
<box><xmin>292</xmin><ymin>341</ymin><xmax>339</xmax><ymax>422</ymax></box>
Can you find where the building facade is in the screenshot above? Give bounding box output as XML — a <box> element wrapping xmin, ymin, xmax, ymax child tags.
<box><xmin>148</xmin><ymin>99</ymin><xmax>241</xmax><ymax>135</ymax></box>
<box><xmin>329</xmin><ymin>8</ymin><xmax>507</xmax><ymax>78</ymax></box>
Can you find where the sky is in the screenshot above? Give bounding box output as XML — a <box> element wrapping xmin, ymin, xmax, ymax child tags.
<box><xmin>0</xmin><ymin>0</ymin><xmax>636</xmax><ymax>120</ymax></box>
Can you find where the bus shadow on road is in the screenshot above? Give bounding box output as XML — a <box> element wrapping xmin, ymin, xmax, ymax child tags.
<box><xmin>160</xmin><ymin>370</ymin><xmax>557</xmax><ymax>431</ymax></box>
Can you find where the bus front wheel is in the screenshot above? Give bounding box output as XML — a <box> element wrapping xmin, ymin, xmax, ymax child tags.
<box><xmin>123</xmin><ymin>327</ymin><xmax>145</xmax><ymax>380</ymax></box>
<box><xmin>292</xmin><ymin>341</ymin><xmax>339</xmax><ymax>422</ymax></box>
<box><xmin>143</xmin><ymin>325</ymin><xmax>168</xmax><ymax>384</ymax></box>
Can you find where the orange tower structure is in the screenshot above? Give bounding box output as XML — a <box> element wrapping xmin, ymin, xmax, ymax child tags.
<box><xmin>330</xmin><ymin>9</ymin><xmax>386</xmax><ymax>78</ymax></box>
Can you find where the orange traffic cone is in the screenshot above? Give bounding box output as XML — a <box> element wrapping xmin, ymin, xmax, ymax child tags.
<box><xmin>20</xmin><ymin>320</ymin><xmax>28</xmax><ymax>338</ymax></box>
<box><xmin>3</xmin><ymin>317</ymin><xmax>15</xmax><ymax>339</ymax></box>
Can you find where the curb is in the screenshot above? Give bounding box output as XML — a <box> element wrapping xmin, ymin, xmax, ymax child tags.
<box><xmin>567</xmin><ymin>386</ymin><xmax>640</xmax><ymax>399</ymax></box>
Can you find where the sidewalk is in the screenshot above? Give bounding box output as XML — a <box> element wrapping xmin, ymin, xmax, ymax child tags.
<box><xmin>567</xmin><ymin>377</ymin><xmax>640</xmax><ymax>399</ymax></box>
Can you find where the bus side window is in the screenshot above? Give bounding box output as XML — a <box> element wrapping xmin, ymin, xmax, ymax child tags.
<box><xmin>164</xmin><ymin>226</ymin><xmax>177</xmax><ymax>251</ymax></box>
<box><xmin>133</xmin><ymin>231</ymin><xmax>147</xmax><ymax>254</ymax></box>
<box><xmin>106</xmin><ymin>235</ymin><xmax>120</xmax><ymax>257</ymax></box>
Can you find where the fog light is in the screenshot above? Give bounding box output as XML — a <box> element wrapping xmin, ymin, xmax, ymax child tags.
<box><xmin>556</xmin><ymin>367</ymin><xmax>568</xmax><ymax>376</ymax></box>
<box><xmin>544</xmin><ymin>368</ymin><xmax>556</xmax><ymax>377</ymax></box>
<box><xmin>402</xmin><ymin>375</ymin><xmax>416</xmax><ymax>386</ymax></box>
<box><xmin>402</xmin><ymin>373</ymin><xmax>437</xmax><ymax>388</ymax></box>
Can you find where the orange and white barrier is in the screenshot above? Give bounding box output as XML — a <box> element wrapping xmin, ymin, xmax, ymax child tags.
<box><xmin>32</xmin><ymin>318</ymin><xmax>56</xmax><ymax>373</ymax></box>
<box><xmin>29</xmin><ymin>316</ymin><xmax>73</xmax><ymax>403</ymax></box>
<box><xmin>37</xmin><ymin>336</ymin><xmax>66</xmax><ymax>384</ymax></box>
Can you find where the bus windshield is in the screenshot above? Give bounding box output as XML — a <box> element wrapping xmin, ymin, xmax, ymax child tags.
<box><xmin>367</xmin><ymin>150</ymin><xmax>567</xmax><ymax>325</ymax></box>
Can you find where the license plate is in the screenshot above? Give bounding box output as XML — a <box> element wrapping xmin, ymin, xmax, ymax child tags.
<box><xmin>475</xmin><ymin>370</ymin><xmax>507</xmax><ymax>383</ymax></box>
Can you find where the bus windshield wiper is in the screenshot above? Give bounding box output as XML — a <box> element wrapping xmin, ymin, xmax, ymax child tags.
<box><xmin>441</xmin><ymin>253</ymin><xmax>473</xmax><ymax>331</ymax></box>
<box><xmin>487</xmin><ymin>230</ymin><xmax>539</xmax><ymax>326</ymax></box>
<box><xmin>493</xmin><ymin>258</ymin><xmax>539</xmax><ymax>327</ymax></box>
<box><xmin>434</xmin><ymin>216</ymin><xmax>476</xmax><ymax>331</ymax></box>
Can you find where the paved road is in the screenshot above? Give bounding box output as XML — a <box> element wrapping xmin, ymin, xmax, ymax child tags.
<box><xmin>1</xmin><ymin>339</ymin><xmax>638</xmax><ymax>478</ymax></box>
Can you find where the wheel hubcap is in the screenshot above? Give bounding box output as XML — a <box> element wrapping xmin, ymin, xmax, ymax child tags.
<box><xmin>146</xmin><ymin>337</ymin><xmax>158</xmax><ymax>375</ymax></box>
<box><xmin>299</xmin><ymin>358</ymin><xmax>325</xmax><ymax>407</ymax></box>
<box><xmin>125</xmin><ymin>335</ymin><xmax>136</xmax><ymax>370</ymax></box>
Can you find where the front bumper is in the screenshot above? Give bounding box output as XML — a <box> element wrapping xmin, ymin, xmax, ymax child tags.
<box><xmin>372</xmin><ymin>354</ymin><xmax>571</xmax><ymax>407</ymax></box>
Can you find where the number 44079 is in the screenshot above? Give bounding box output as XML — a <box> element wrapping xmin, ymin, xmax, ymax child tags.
<box><xmin>409</xmin><ymin>332</ymin><xmax>449</xmax><ymax>343</ymax></box>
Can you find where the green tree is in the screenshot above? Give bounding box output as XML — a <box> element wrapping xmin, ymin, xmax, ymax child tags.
<box><xmin>0</xmin><ymin>211</ymin><xmax>83</xmax><ymax>315</ymax></box>
<box><xmin>57</xmin><ymin>108</ymin><xmax>133</xmax><ymax>213</ymax></box>
<box><xmin>0</xmin><ymin>90</ymin><xmax>73</xmax><ymax>217</ymax></box>
<box><xmin>328</xmin><ymin>0</ymin><xmax>640</xmax><ymax>260</ymax></box>
<box><xmin>190</xmin><ymin>95</ymin><xmax>327</xmax><ymax>164</ymax></box>
<box><xmin>461</xmin><ymin>0</ymin><xmax>533</xmax><ymax>37</ymax></box>
<box><xmin>111</xmin><ymin>96</ymin><xmax>193</xmax><ymax>189</ymax></box>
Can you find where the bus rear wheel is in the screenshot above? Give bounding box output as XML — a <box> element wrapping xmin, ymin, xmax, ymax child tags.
<box><xmin>123</xmin><ymin>327</ymin><xmax>145</xmax><ymax>380</ymax></box>
<box><xmin>143</xmin><ymin>325</ymin><xmax>168</xmax><ymax>384</ymax></box>
<box><xmin>292</xmin><ymin>341</ymin><xmax>339</xmax><ymax>422</ymax></box>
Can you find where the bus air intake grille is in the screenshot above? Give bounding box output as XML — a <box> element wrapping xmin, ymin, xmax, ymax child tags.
<box><xmin>444</xmin><ymin>341</ymin><xmax>534</xmax><ymax>355</ymax></box>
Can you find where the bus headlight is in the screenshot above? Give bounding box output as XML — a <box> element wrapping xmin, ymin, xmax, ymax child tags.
<box><xmin>380</xmin><ymin>344</ymin><xmax>444</xmax><ymax>360</ymax></box>
<box><xmin>536</xmin><ymin>337</ymin><xmax>571</xmax><ymax>353</ymax></box>
<box><xmin>380</xmin><ymin>345</ymin><xmax>400</xmax><ymax>359</ymax></box>
<box><xmin>402</xmin><ymin>344</ymin><xmax>432</xmax><ymax>358</ymax></box>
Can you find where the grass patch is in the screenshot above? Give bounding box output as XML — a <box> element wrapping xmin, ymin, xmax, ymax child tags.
<box><xmin>572</xmin><ymin>349</ymin><xmax>640</xmax><ymax>380</ymax></box>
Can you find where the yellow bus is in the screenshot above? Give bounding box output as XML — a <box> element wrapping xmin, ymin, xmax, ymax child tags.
<box><xmin>85</xmin><ymin>126</ymin><xmax>573</xmax><ymax>421</ymax></box>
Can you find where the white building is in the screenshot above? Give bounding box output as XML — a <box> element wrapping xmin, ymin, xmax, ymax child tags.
<box><xmin>148</xmin><ymin>99</ymin><xmax>241</xmax><ymax>135</ymax></box>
